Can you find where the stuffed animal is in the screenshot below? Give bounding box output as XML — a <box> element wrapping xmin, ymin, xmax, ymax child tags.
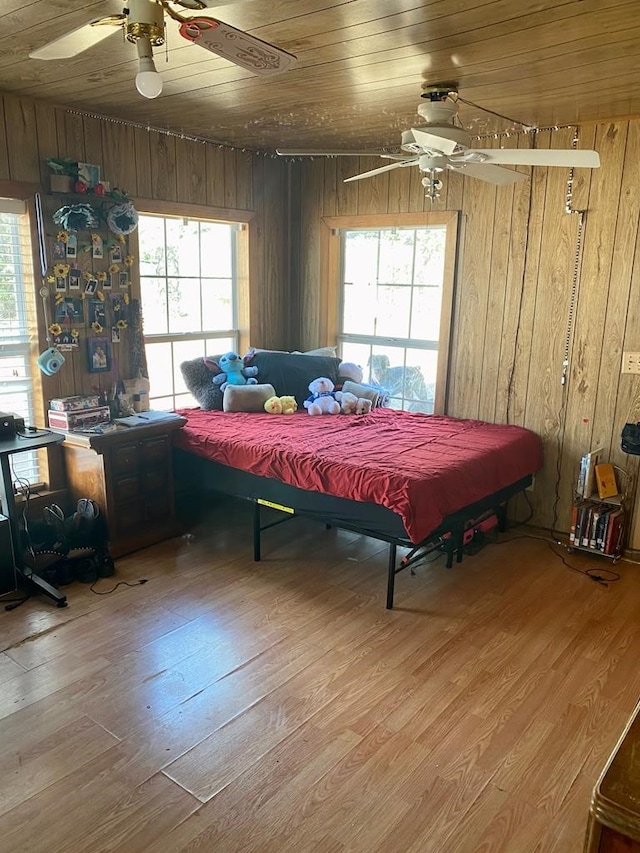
<box><xmin>337</xmin><ymin>362</ymin><xmax>364</xmax><ymax>385</ymax></box>
<box><xmin>355</xmin><ymin>397</ymin><xmax>373</xmax><ymax>414</ymax></box>
<box><xmin>264</xmin><ymin>394</ymin><xmax>298</xmax><ymax>415</ymax></box>
<box><xmin>304</xmin><ymin>377</ymin><xmax>341</xmax><ymax>416</ymax></box>
<box><xmin>279</xmin><ymin>395</ymin><xmax>298</xmax><ymax>414</ymax></box>
<box><xmin>211</xmin><ymin>351</ymin><xmax>259</xmax><ymax>392</ymax></box>
<box><xmin>335</xmin><ymin>390</ymin><xmax>358</xmax><ymax>414</ymax></box>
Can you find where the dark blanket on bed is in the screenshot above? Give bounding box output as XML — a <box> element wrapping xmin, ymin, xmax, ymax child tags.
<box><xmin>173</xmin><ymin>408</ymin><xmax>544</xmax><ymax>544</ymax></box>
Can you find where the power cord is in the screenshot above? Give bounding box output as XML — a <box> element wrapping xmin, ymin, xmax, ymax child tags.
<box><xmin>89</xmin><ymin>578</ymin><xmax>148</xmax><ymax>595</ymax></box>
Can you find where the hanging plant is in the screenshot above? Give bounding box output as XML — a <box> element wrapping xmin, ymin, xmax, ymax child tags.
<box><xmin>53</xmin><ymin>203</ymin><xmax>99</xmax><ymax>231</ymax></box>
<box><xmin>106</xmin><ymin>201</ymin><xmax>138</xmax><ymax>236</ymax></box>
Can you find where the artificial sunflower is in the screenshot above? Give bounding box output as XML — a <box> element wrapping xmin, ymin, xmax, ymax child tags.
<box><xmin>48</xmin><ymin>323</ymin><xmax>62</xmax><ymax>336</ymax></box>
<box><xmin>91</xmin><ymin>233</ymin><xmax>102</xmax><ymax>244</ymax></box>
<box><xmin>55</xmin><ymin>293</ymin><xmax>65</xmax><ymax>303</ymax></box>
<box><xmin>46</xmin><ymin>274</ymin><xmax>55</xmax><ymax>284</ymax></box>
<box><xmin>124</xmin><ymin>254</ymin><xmax>134</xmax><ymax>267</ymax></box>
<box><xmin>109</xmin><ymin>263</ymin><xmax>120</xmax><ymax>274</ymax></box>
<box><xmin>117</xmin><ymin>233</ymin><xmax>126</xmax><ymax>244</ymax></box>
<box><xmin>91</xmin><ymin>321</ymin><xmax>103</xmax><ymax>333</ymax></box>
<box><xmin>53</xmin><ymin>263</ymin><xmax>70</xmax><ymax>279</ymax></box>
<box><xmin>71</xmin><ymin>329</ymin><xmax>79</xmax><ymax>339</ymax></box>
<box><xmin>84</xmin><ymin>271</ymin><xmax>96</xmax><ymax>281</ymax></box>
<box><xmin>96</xmin><ymin>290</ymin><xmax>105</xmax><ymax>301</ymax></box>
<box><xmin>116</xmin><ymin>319</ymin><xmax>128</xmax><ymax>330</ymax></box>
<box><xmin>56</xmin><ymin>230</ymin><xmax>69</xmax><ymax>243</ymax></box>
<box><xmin>123</xmin><ymin>293</ymin><xmax>130</xmax><ymax>304</ymax></box>
<box><xmin>97</xmin><ymin>271</ymin><xmax>107</xmax><ymax>282</ymax></box>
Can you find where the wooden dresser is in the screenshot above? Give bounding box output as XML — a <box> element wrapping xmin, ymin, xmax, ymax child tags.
<box><xmin>59</xmin><ymin>418</ymin><xmax>186</xmax><ymax>558</ymax></box>
<box><xmin>585</xmin><ymin>700</ymin><xmax>640</xmax><ymax>852</ymax></box>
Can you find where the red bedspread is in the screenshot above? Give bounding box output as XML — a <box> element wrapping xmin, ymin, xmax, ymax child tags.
<box><xmin>173</xmin><ymin>408</ymin><xmax>543</xmax><ymax>544</ymax></box>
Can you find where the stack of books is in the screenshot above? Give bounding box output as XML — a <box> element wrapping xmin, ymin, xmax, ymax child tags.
<box><xmin>569</xmin><ymin>500</ymin><xmax>625</xmax><ymax>555</ymax></box>
<box><xmin>48</xmin><ymin>395</ymin><xmax>111</xmax><ymax>431</ymax></box>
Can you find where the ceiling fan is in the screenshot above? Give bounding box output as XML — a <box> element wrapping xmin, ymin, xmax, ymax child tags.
<box><xmin>277</xmin><ymin>84</ymin><xmax>600</xmax><ymax>199</ymax></box>
<box><xmin>28</xmin><ymin>0</ymin><xmax>296</xmax><ymax>100</ymax></box>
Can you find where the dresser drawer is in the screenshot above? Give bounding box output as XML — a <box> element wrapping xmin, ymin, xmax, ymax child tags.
<box><xmin>113</xmin><ymin>475</ymin><xmax>139</xmax><ymax>502</ymax></box>
<box><xmin>140</xmin><ymin>436</ymin><xmax>170</xmax><ymax>466</ymax></box>
<box><xmin>112</xmin><ymin>443</ymin><xmax>139</xmax><ymax>474</ymax></box>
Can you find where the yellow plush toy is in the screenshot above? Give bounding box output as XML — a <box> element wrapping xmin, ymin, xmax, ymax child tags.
<box><xmin>264</xmin><ymin>395</ymin><xmax>298</xmax><ymax>414</ymax></box>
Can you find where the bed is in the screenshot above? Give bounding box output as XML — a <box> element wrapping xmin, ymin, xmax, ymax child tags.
<box><xmin>172</xmin><ymin>408</ymin><xmax>544</xmax><ymax>607</ymax></box>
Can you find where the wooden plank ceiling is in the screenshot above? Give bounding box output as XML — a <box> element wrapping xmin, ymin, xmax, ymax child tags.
<box><xmin>1</xmin><ymin>0</ymin><xmax>639</xmax><ymax>152</ymax></box>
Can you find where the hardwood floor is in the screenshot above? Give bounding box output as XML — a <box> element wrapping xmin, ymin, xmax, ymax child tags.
<box><xmin>1</xmin><ymin>498</ymin><xmax>640</xmax><ymax>852</ymax></box>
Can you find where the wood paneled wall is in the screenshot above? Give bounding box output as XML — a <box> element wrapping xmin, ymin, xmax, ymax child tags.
<box><xmin>0</xmin><ymin>93</ymin><xmax>291</xmax><ymax>413</ymax></box>
<box><xmin>290</xmin><ymin>122</ymin><xmax>640</xmax><ymax>549</ymax></box>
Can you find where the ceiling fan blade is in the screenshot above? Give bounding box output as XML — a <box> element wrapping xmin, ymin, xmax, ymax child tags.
<box><xmin>178</xmin><ymin>17</ymin><xmax>296</xmax><ymax>75</ymax></box>
<box><xmin>449</xmin><ymin>162</ymin><xmax>528</xmax><ymax>186</ymax></box>
<box><xmin>409</xmin><ymin>128</ymin><xmax>458</xmax><ymax>156</ymax></box>
<box><xmin>344</xmin><ymin>160</ymin><xmax>419</xmax><ymax>183</ymax></box>
<box><xmin>173</xmin><ymin>0</ymin><xmax>252</xmax><ymax>7</ymax></box>
<box><xmin>29</xmin><ymin>16</ymin><xmax>124</xmax><ymax>60</ymax></box>
<box><xmin>276</xmin><ymin>149</ymin><xmax>401</xmax><ymax>157</ymax></box>
<box><xmin>469</xmin><ymin>148</ymin><xmax>600</xmax><ymax>168</ymax></box>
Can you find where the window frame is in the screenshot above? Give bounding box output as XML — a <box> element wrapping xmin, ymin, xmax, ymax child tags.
<box><xmin>322</xmin><ymin>211</ymin><xmax>458</xmax><ymax>414</ymax></box>
<box><xmin>135</xmin><ymin>199</ymin><xmax>254</xmax><ymax>409</ymax></box>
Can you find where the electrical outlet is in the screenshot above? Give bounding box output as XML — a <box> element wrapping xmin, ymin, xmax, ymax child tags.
<box><xmin>622</xmin><ymin>352</ymin><xmax>640</xmax><ymax>375</ymax></box>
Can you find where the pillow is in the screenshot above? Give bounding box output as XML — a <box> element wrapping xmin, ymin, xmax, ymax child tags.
<box><xmin>247</xmin><ymin>351</ymin><xmax>342</xmax><ymax>407</ymax></box>
<box><xmin>291</xmin><ymin>346</ymin><xmax>338</xmax><ymax>358</ymax></box>
<box><xmin>180</xmin><ymin>356</ymin><xmax>223</xmax><ymax>410</ymax></box>
<box><xmin>223</xmin><ymin>383</ymin><xmax>276</xmax><ymax>412</ymax></box>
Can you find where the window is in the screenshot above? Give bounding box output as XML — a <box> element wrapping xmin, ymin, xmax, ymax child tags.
<box><xmin>0</xmin><ymin>200</ymin><xmax>41</xmax><ymax>485</ymax></box>
<box><xmin>326</xmin><ymin>213</ymin><xmax>457</xmax><ymax>414</ymax></box>
<box><xmin>138</xmin><ymin>211</ymin><xmax>242</xmax><ymax>410</ymax></box>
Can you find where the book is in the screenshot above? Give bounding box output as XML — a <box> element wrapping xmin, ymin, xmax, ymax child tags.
<box><xmin>580</xmin><ymin>448</ymin><xmax>602</xmax><ymax>499</ymax></box>
<box><xmin>595</xmin><ymin>463</ymin><xmax>618</xmax><ymax>500</ymax></box>
<box><xmin>604</xmin><ymin>509</ymin><xmax>624</xmax><ymax>555</ymax></box>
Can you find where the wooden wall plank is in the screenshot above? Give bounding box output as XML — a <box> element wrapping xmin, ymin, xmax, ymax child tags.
<box><xmin>335</xmin><ymin>157</ymin><xmax>359</xmax><ymax>215</ymax></box>
<box><xmin>205</xmin><ymin>145</ymin><xmax>226</xmax><ymax>208</ymax></box>
<box><xmin>235</xmin><ymin>149</ymin><xmax>253</xmax><ymax>211</ymax></box>
<box><xmin>223</xmin><ymin>148</ymin><xmax>237</xmax><ymax>210</ymax></box>
<box><xmin>150</xmin><ymin>133</ymin><xmax>177</xmax><ymax>201</ymax></box>
<box><xmin>3</xmin><ymin>95</ymin><xmax>40</xmax><ymax>183</ymax></box>
<box><xmin>34</xmin><ymin>101</ymin><xmax>58</xmax><ymax>185</ymax></box>
<box><xmin>175</xmin><ymin>136</ymin><xmax>207</xmax><ymax>206</ymax></box>
<box><xmin>387</xmin><ymin>163</ymin><xmax>411</xmax><ymax>214</ymax></box>
<box><xmin>101</xmin><ymin>121</ymin><xmax>138</xmax><ymax>196</ymax></box>
<box><xmin>356</xmin><ymin>156</ymin><xmax>389</xmax><ymax>214</ymax></box>
<box><xmin>0</xmin><ymin>98</ymin><xmax>9</xmax><ymax>180</ymax></box>
<box><xmin>132</xmin><ymin>127</ymin><xmax>152</xmax><ymax>200</ymax></box>
<box><xmin>298</xmin><ymin>159</ymin><xmax>325</xmax><ymax>348</ymax></box>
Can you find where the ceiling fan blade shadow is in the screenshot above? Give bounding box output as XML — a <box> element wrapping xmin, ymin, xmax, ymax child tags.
<box><xmin>29</xmin><ymin>16</ymin><xmax>124</xmax><ymax>60</ymax></box>
<box><xmin>181</xmin><ymin>18</ymin><xmax>296</xmax><ymax>75</ymax></box>
<box><xmin>469</xmin><ymin>148</ymin><xmax>600</xmax><ymax>168</ymax></box>
<box><xmin>344</xmin><ymin>160</ymin><xmax>419</xmax><ymax>183</ymax></box>
<box><xmin>410</xmin><ymin>128</ymin><xmax>458</xmax><ymax>155</ymax></box>
<box><xmin>449</xmin><ymin>162</ymin><xmax>528</xmax><ymax>185</ymax></box>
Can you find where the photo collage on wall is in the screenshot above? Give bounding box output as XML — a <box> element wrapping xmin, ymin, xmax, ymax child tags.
<box><xmin>46</xmin><ymin>181</ymin><xmax>138</xmax><ymax>371</ymax></box>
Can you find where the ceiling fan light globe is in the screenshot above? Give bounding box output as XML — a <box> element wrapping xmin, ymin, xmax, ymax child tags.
<box><xmin>136</xmin><ymin>69</ymin><xmax>163</xmax><ymax>98</ymax></box>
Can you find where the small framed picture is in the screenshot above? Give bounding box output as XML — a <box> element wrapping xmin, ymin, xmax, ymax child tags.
<box><xmin>66</xmin><ymin>234</ymin><xmax>78</xmax><ymax>259</ymax></box>
<box><xmin>69</xmin><ymin>267</ymin><xmax>82</xmax><ymax>290</ymax></box>
<box><xmin>119</xmin><ymin>271</ymin><xmax>129</xmax><ymax>289</ymax></box>
<box><xmin>78</xmin><ymin>162</ymin><xmax>100</xmax><ymax>188</ymax></box>
<box><xmin>89</xmin><ymin>298</ymin><xmax>106</xmax><ymax>328</ymax></box>
<box><xmin>52</xmin><ymin>241</ymin><xmax>66</xmax><ymax>260</ymax></box>
<box><xmin>54</xmin><ymin>297</ymin><xmax>83</xmax><ymax>324</ymax></box>
<box><xmin>110</xmin><ymin>245</ymin><xmax>122</xmax><ymax>264</ymax></box>
<box><xmin>55</xmin><ymin>276</ymin><xmax>67</xmax><ymax>292</ymax></box>
<box><xmin>87</xmin><ymin>337</ymin><xmax>110</xmax><ymax>373</ymax></box>
<box><xmin>111</xmin><ymin>325</ymin><xmax>121</xmax><ymax>344</ymax></box>
<box><xmin>85</xmin><ymin>277</ymin><xmax>98</xmax><ymax>295</ymax></box>
<box><xmin>92</xmin><ymin>234</ymin><xmax>104</xmax><ymax>260</ymax></box>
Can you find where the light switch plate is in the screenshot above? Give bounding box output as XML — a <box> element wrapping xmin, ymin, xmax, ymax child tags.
<box><xmin>622</xmin><ymin>352</ymin><xmax>640</xmax><ymax>375</ymax></box>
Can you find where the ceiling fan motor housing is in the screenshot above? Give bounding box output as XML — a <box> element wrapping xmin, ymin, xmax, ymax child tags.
<box><xmin>125</xmin><ymin>0</ymin><xmax>165</xmax><ymax>45</ymax></box>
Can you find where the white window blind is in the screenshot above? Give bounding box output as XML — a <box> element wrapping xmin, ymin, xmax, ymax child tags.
<box><xmin>0</xmin><ymin>200</ymin><xmax>40</xmax><ymax>486</ymax></box>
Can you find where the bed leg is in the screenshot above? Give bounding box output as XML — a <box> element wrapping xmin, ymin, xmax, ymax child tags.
<box><xmin>386</xmin><ymin>543</ymin><xmax>397</xmax><ymax>609</ymax></box>
<box><xmin>253</xmin><ymin>500</ymin><xmax>261</xmax><ymax>562</ymax></box>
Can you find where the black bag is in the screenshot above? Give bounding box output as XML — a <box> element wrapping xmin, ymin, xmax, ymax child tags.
<box><xmin>621</xmin><ymin>422</ymin><xmax>640</xmax><ymax>455</ymax></box>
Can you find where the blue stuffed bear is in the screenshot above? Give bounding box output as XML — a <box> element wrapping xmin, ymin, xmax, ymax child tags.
<box><xmin>212</xmin><ymin>351</ymin><xmax>259</xmax><ymax>392</ymax></box>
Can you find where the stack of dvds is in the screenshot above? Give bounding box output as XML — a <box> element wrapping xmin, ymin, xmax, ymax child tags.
<box><xmin>48</xmin><ymin>395</ymin><xmax>111</xmax><ymax>431</ymax></box>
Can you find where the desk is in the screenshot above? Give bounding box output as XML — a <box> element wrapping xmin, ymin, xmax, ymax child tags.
<box><xmin>0</xmin><ymin>431</ymin><xmax>66</xmax><ymax>607</ymax></box>
<box><xmin>584</xmin><ymin>699</ymin><xmax>640</xmax><ymax>851</ymax></box>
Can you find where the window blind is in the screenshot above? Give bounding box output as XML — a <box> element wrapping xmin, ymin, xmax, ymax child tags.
<box><xmin>0</xmin><ymin>201</ymin><xmax>40</xmax><ymax>486</ymax></box>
